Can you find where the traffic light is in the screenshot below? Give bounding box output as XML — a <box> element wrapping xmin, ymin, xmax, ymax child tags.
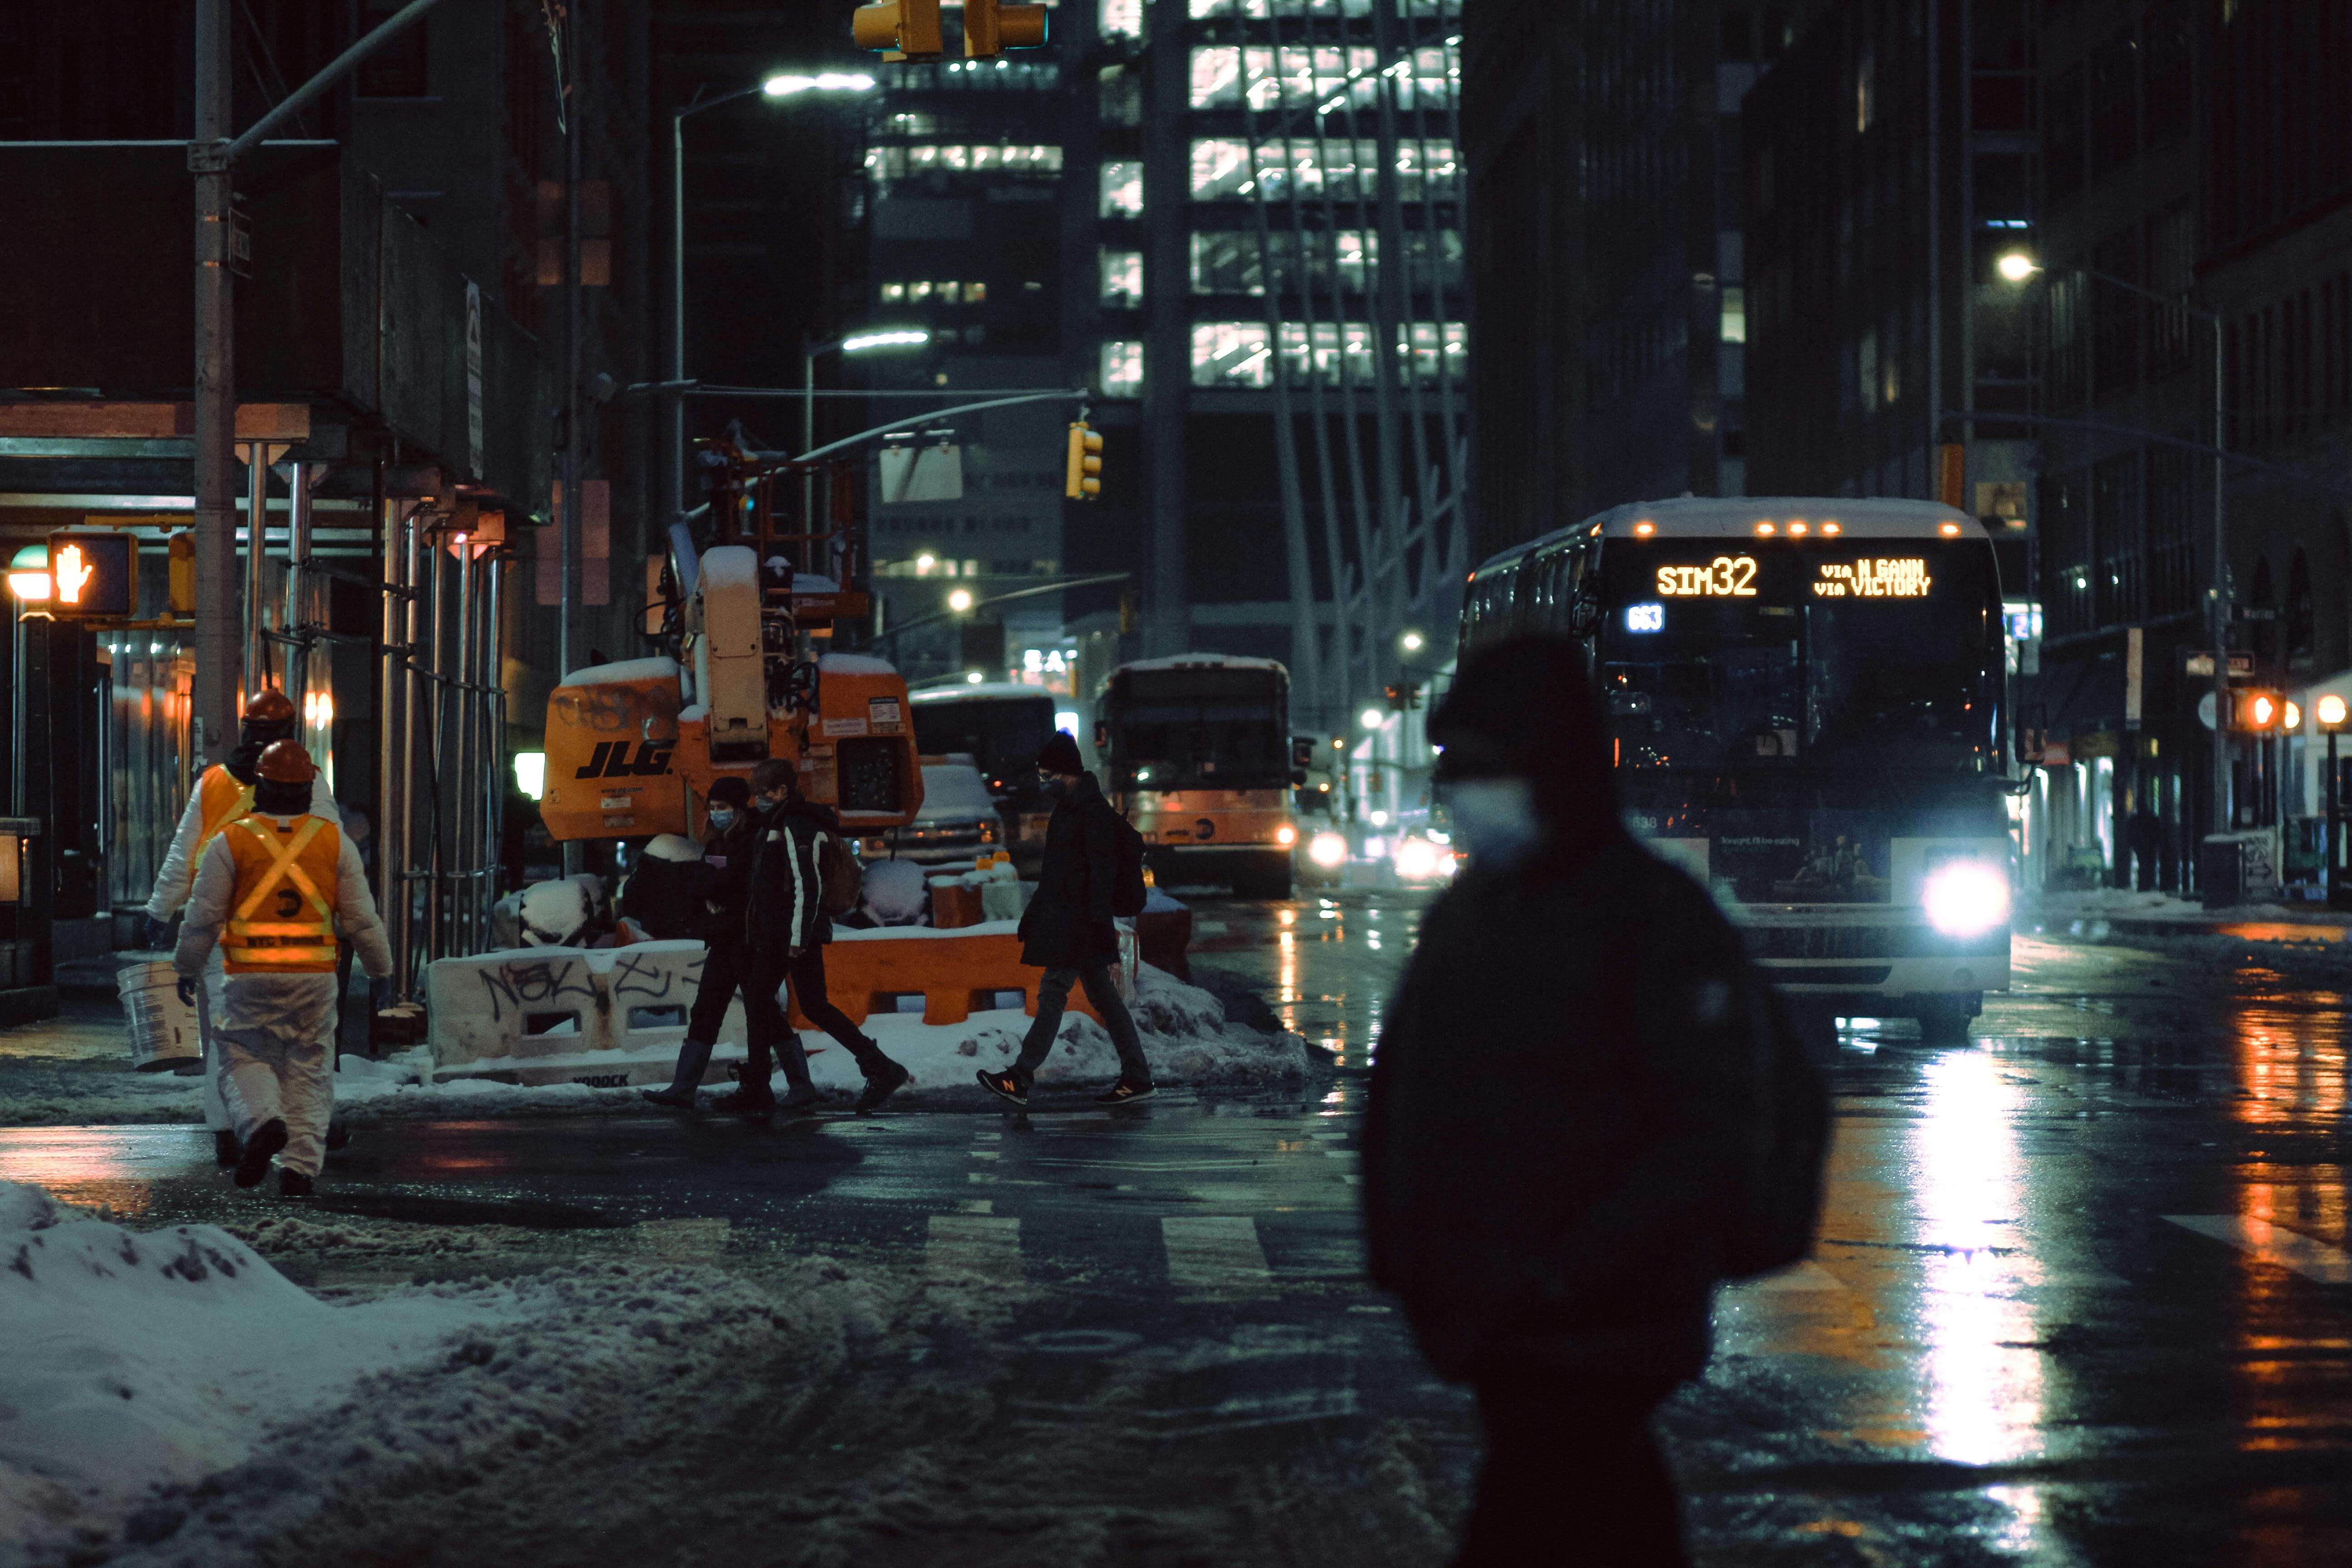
<box><xmin>2232</xmin><ymin>689</ymin><xmax>2287</xmax><ymax>733</ymax></box>
<box><xmin>1065</xmin><ymin>421</ymin><xmax>1103</xmax><ymax>500</ymax></box>
<box><xmin>1382</xmin><ymin>681</ymin><xmax>1421</xmax><ymax>711</ymax></box>
<box><xmin>963</xmin><ymin>0</ymin><xmax>1048</xmax><ymax>57</ymax></box>
<box><xmin>852</xmin><ymin>0</ymin><xmax>943</xmax><ymax>60</ymax></box>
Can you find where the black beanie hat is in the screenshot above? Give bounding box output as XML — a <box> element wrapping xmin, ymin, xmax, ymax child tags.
<box><xmin>708</xmin><ymin>776</ymin><xmax>751</xmax><ymax>808</ymax></box>
<box><xmin>1430</xmin><ymin>635</ymin><xmax>1617</xmax><ymax>829</ymax></box>
<box><xmin>1036</xmin><ymin>731</ymin><xmax>1083</xmax><ymax>774</ymax></box>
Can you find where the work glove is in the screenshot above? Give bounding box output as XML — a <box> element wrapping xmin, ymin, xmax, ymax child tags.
<box><xmin>176</xmin><ymin>976</ymin><xmax>199</xmax><ymax>1007</ymax></box>
<box><xmin>142</xmin><ymin>916</ymin><xmax>172</xmax><ymax>950</ymax></box>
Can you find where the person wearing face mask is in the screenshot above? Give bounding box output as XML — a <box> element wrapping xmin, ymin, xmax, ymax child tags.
<box><xmin>1364</xmin><ymin>635</ymin><xmax>1818</xmax><ymax>1568</ymax></box>
<box><xmin>975</xmin><ymin>731</ymin><xmax>1154</xmax><ymax>1107</ymax></box>
<box><xmin>641</xmin><ymin>776</ymin><xmax>764</xmax><ymax>1108</ymax></box>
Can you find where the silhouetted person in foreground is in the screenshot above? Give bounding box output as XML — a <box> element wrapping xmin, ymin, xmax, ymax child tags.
<box><xmin>1365</xmin><ymin>635</ymin><xmax>1823</xmax><ymax>1568</ymax></box>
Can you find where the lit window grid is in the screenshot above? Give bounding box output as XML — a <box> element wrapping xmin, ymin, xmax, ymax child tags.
<box><xmin>1190</xmin><ymin>321</ymin><xmax>1466</xmax><ymax>388</ymax></box>
<box><xmin>1101</xmin><ymin>0</ymin><xmax>1144</xmax><ymax>39</ymax></box>
<box><xmin>1188</xmin><ymin>45</ymin><xmax>1457</xmax><ymax>113</ymax></box>
<box><xmin>1101</xmin><ymin>340</ymin><xmax>1145</xmax><ymax>398</ymax></box>
<box><xmin>878</xmin><ymin>280</ymin><xmax>989</xmax><ymax>305</ymax></box>
<box><xmin>1100</xmin><ymin>249</ymin><xmax>1144</xmax><ymax>307</ymax></box>
<box><xmin>1188</xmin><ymin>138</ymin><xmax>1461</xmax><ymax>201</ymax></box>
<box><xmin>1101</xmin><ymin>160</ymin><xmax>1145</xmax><ymax>217</ymax></box>
<box><xmin>1186</xmin><ymin>0</ymin><xmax>1451</xmax><ymax>18</ymax></box>
<box><xmin>1188</xmin><ymin>229</ymin><xmax>1461</xmax><ymax>296</ymax></box>
<box><xmin>864</xmin><ymin>145</ymin><xmax>1065</xmax><ymax>182</ymax></box>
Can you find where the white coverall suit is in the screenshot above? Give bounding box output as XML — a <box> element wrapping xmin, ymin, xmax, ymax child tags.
<box><xmin>173</xmin><ymin>812</ymin><xmax>392</xmax><ymax>1177</ymax></box>
<box><xmin>144</xmin><ymin>773</ymin><xmax>339</xmax><ymax>1132</ymax></box>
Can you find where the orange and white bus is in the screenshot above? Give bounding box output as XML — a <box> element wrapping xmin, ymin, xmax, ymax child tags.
<box><xmin>1098</xmin><ymin>655</ymin><xmax>1299</xmax><ymax>899</ymax></box>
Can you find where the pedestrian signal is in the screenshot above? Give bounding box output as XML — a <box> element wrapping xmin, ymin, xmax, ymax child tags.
<box><xmin>963</xmin><ymin>0</ymin><xmax>1048</xmax><ymax>57</ymax></box>
<box><xmin>2233</xmin><ymin>689</ymin><xmax>2287</xmax><ymax>733</ymax></box>
<box><xmin>1065</xmin><ymin>421</ymin><xmax>1103</xmax><ymax>500</ymax></box>
<box><xmin>45</xmin><ymin>531</ymin><xmax>137</xmax><ymax>620</ymax></box>
<box><xmin>852</xmin><ymin>0</ymin><xmax>943</xmax><ymax>60</ymax></box>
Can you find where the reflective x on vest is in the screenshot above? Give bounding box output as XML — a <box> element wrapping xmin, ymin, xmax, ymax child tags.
<box><xmin>223</xmin><ymin>816</ymin><xmax>342</xmax><ymax>973</ymax></box>
<box><xmin>189</xmin><ymin>765</ymin><xmax>255</xmax><ymax>892</ymax></box>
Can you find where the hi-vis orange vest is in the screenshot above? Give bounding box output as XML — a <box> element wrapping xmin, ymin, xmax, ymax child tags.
<box><xmin>221</xmin><ymin>815</ymin><xmax>343</xmax><ymax>974</ymax></box>
<box><xmin>187</xmin><ymin>765</ymin><xmax>256</xmax><ymax>892</ymax></box>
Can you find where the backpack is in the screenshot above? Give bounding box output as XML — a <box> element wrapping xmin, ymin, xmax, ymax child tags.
<box><xmin>1719</xmin><ymin>975</ymin><xmax>1832</xmax><ymax>1280</ymax></box>
<box><xmin>817</xmin><ymin>831</ymin><xmax>862</xmax><ymax>916</ymax></box>
<box><xmin>1107</xmin><ymin>810</ymin><xmax>1148</xmax><ymax>917</ymax></box>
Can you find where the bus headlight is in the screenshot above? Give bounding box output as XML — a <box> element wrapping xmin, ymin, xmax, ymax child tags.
<box><xmin>1274</xmin><ymin>824</ymin><xmax>1298</xmax><ymax>847</ymax></box>
<box><xmin>1308</xmin><ymin>830</ymin><xmax>1348</xmax><ymax>869</ymax></box>
<box><xmin>1922</xmin><ymin>861</ymin><xmax>2010</xmax><ymax>938</ymax></box>
<box><xmin>1393</xmin><ymin>835</ymin><xmax>1455</xmax><ymax>882</ymax></box>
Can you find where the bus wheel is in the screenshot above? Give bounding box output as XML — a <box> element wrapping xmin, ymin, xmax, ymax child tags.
<box><xmin>1235</xmin><ymin>863</ymin><xmax>1293</xmax><ymax>901</ymax></box>
<box><xmin>1916</xmin><ymin>998</ymin><xmax>1977</xmax><ymax>1048</ymax></box>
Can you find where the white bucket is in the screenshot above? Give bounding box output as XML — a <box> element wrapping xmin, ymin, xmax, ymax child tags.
<box><xmin>119</xmin><ymin>960</ymin><xmax>201</xmax><ymax>1073</ymax></box>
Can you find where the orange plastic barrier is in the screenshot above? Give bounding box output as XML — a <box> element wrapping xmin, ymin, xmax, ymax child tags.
<box><xmin>931</xmin><ymin>884</ymin><xmax>985</xmax><ymax>929</ymax></box>
<box><xmin>787</xmin><ymin>929</ymin><xmax>1102</xmax><ymax>1029</ymax></box>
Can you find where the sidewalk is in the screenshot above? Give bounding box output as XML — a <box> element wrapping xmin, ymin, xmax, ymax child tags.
<box><xmin>2021</xmin><ymin>887</ymin><xmax>2352</xmax><ymax>941</ymax></box>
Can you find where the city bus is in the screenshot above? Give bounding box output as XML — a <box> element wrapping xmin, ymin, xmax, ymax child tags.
<box><xmin>1460</xmin><ymin>497</ymin><xmax>2013</xmax><ymax>1045</ymax></box>
<box><xmin>1098</xmin><ymin>655</ymin><xmax>1299</xmax><ymax>898</ymax></box>
<box><xmin>909</xmin><ymin>682</ymin><xmax>1061</xmax><ymax>855</ymax></box>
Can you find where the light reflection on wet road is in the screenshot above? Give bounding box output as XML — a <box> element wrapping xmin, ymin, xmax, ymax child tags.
<box><xmin>4</xmin><ymin>901</ymin><xmax>2351</xmax><ymax>1562</ymax></box>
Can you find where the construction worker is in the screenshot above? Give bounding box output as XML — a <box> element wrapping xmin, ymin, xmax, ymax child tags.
<box><xmin>144</xmin><ymin>690</ymin><xmax>342</xmax><ymax>1165</ymax></box>
<box><xmin>173</xmin><ymin>740</ymin><xmax>392</xmax><ymax>1198</ymax></box>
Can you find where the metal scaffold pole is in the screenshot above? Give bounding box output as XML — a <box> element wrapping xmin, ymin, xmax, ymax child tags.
<box><xmin>191</xmin><ymin>0</ymin><xmax>238</xmax><ymax>765</ymax></box>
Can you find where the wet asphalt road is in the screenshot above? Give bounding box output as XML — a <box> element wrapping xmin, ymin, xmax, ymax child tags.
<box><xmin>6</xmin><ymin>891</ymin><xmax>2352</xmax><ymax>1564</ymax></box>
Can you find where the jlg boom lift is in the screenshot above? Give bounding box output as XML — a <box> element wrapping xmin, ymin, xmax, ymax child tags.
<box><xmin>539</xmin><ymin>443</ymin><xmax>925</xmax><ymax>844</ymax></box>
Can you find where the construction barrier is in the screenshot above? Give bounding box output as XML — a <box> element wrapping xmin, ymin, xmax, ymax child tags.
<box><xmin>423</xmin><ymin>922</ymin><xmax>1134</xmax><ymax>1085</ymax></box>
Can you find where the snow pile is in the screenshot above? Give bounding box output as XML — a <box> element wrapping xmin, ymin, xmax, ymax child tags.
<box><xmin>0</xmin><ymin>1182</ymin><xmax>514</xmax><ymax>1560</ymax></box>
<box><xmin>2023</xmin><ymin>886</ymin><xmax>2352</xmax><ymax>931</ymax></box>
<box><xmin>85</xmin><ymin>1255</ymin><xmax>897</xmax><ymax>1567</ymax></box>
<box><xmin>0</xmin><ymin>1065</ymin><xmax>204</xmax><ymax>1127</ymax></box>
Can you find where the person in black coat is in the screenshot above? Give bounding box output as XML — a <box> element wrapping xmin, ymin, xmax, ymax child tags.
<box><xmin>740</xmin><ymin>760</ymin><xmax>911</xmax><ymax>1115</ymax></box>
<box><xmin>976</xmin><ymin>731</ymin><xmax>1154</xmax><ymax>1106</ymax></box>
<box><xmin>641</xmin><ymin>776</ymin><xmax>781</xmax><ymax>1109</ymax></box>
<box><xmin>1364</xmin><ymin>636</ymin><xmax>1766</xmax><ymax>1568</ymax></box>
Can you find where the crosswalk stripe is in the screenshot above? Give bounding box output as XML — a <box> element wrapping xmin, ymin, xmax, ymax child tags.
<box><xmin>927</xmin><ymin>1213</ymin><xmax>1024</xmax><ymax>1280</ymax></box>
<box><xmin>1162</xmin><ymin>1215</ymin><xmax>1276</xmax><ymax>1298</ymax></box>
<box><xmin>1731</xmin><ymin>1261</ymin><xmax>1847</xmax><ymax>1293</ymax></box>
<box><xmin>2164</xmin><ymin>1215</ymin><xmax>2352</xmax><ymax>1284</ymax></box>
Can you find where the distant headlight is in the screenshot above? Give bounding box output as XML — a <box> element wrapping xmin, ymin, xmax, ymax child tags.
<box><xmin>1923</xmin><ymin>861</ymin><xmax>2010</xmax><ymax>938</ymax></box>
<box><xmin>1392</xmin><ymin>835</ymin><xmax>1457</xmax><ymax>882</ymax></box>
<box><xmin>1274</xmin><ymin>824</ymin><xmax>1298</xmax><ymax>846</ymax></box>
<box><xmin>1308</xmin><ymin>830</ymin><xmax>1348</xmax><ymax>869</ymax></box>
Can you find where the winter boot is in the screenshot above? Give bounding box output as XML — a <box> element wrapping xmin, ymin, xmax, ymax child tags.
<box><xmin>213</xmin><ymin>1129</ymin><xmax>240</xmax><ymax>1167</ymax></box>
<box><xmin>324</xmin><ymin>1122</ymin><xmax>353</xmax><ymax>1153</ymax></box>
<box><xmin>641</xmin><ymin>1038</ymin><xmax>716</xmax><ymax>1109</ymax></box>
<box><xmin>234</xmin><ymin>1118</ymin><xmax>288</xmax><ymax>1189</ymax></box>
<box><xmin>713</xmin><ymin>1076</ymin><xmax>778</xmax><ymax>1117</ymax></box>
<box><xmin>777</xmin><ymin>1082</ymin><xmax>825</xmax><ymax>1114</ymax></box>
<box><xmin>855</xmin><ymin>1057</ymin><xmax>912</xmax><ymax>1114</ymax></box>
<box><xmin>278</xmin><ymin>1169</ymin><xmax>314</xmax><ymax>1199</ymax></box>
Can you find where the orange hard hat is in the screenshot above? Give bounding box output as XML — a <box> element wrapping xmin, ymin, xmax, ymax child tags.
<box><xmin>255</xmin><ymin>740</ymin><xmax>318</xmax><ymax>784</ymax></box>
<box><xmin>243</xmin><ymin>689</ymin><xmax>296</xmax><ymax>724</ymax></box>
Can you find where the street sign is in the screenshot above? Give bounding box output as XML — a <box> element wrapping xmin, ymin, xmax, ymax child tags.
<box><xmin>2183</xmin><ymin>650</ymin><xmax>2254</xmax><ymax>679</ymax></box>
<box><xmin>44</xmin><ymin>531</ymin><xmax>137</xmax><ymax>620</ymax></box>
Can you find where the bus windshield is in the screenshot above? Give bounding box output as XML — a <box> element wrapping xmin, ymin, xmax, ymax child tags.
<box><xmin>1107</xmin><ymin>667</ymin><xmax>1289</xmax><ymax>791</ymax></box>
<box><xmin>911</xmin><ymin>694</ymin><xmax>1057</xmax><ymax>790</ymax></box>
<box><xmin>1600</xmin><ymin>540</ymin><xmax>2000</xmax><ymax>773</ymax></box>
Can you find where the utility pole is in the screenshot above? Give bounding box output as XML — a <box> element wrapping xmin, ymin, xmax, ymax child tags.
<box><xmin>2210</xmin><ymin>319</ymin><xmax>2231</xmax><ymax>841</ymax></box>
<box><xmin>191</xmin><ymin>0</ymin><xmax>238</xmax><ymax>765</ymax></box>
<box><xmin>560</xmin><ymin>3</ymin><xmax>586</xmax><ymax>875</ymax></box>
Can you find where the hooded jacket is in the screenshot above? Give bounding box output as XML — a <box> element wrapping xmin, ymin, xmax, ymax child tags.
<box><xmin>745</xmin><ymin>796</ymin><xmax>845</xmax><ymax>965</ymax></box>
<box><xmin>1016</xmin><ymin>771</ymin><xmax>1123</xmax><ymax>970</ymax></box>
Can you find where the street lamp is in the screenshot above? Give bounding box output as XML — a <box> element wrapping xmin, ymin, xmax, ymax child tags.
<box><xmin>2000</xmin><ymin>250</ymin><xmax>2230</xmax><ymax>847</ymax></box>
<box><xmin>670</xmin><ymin>71</ymin><xmax>878</xmax><ymax>524</ymax></box>
<box><xmin>804</xmin><ymin>328</ymin><xmax>933</xmax><ymax>528</ymax></box>
<box><xmin>1399</xmin><ymin>629</ymin><xmax>1425</xmax><ymax>653</ymax></box>
<box><xmin>947</xmin><ymin>588</ymin><xmax>975</xmax><ymax>613</ymax></box>
<box><xmin>2321</xmin><ymin>693</ymin><xmax>2351</xmax><ymax>906</ymax></box>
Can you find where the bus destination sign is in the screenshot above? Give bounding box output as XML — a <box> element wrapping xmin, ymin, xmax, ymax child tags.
<box><xmin>1812</xmin><ymin>559</ymin><xmax>1932</xmax><ymax>598</ymax></box>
